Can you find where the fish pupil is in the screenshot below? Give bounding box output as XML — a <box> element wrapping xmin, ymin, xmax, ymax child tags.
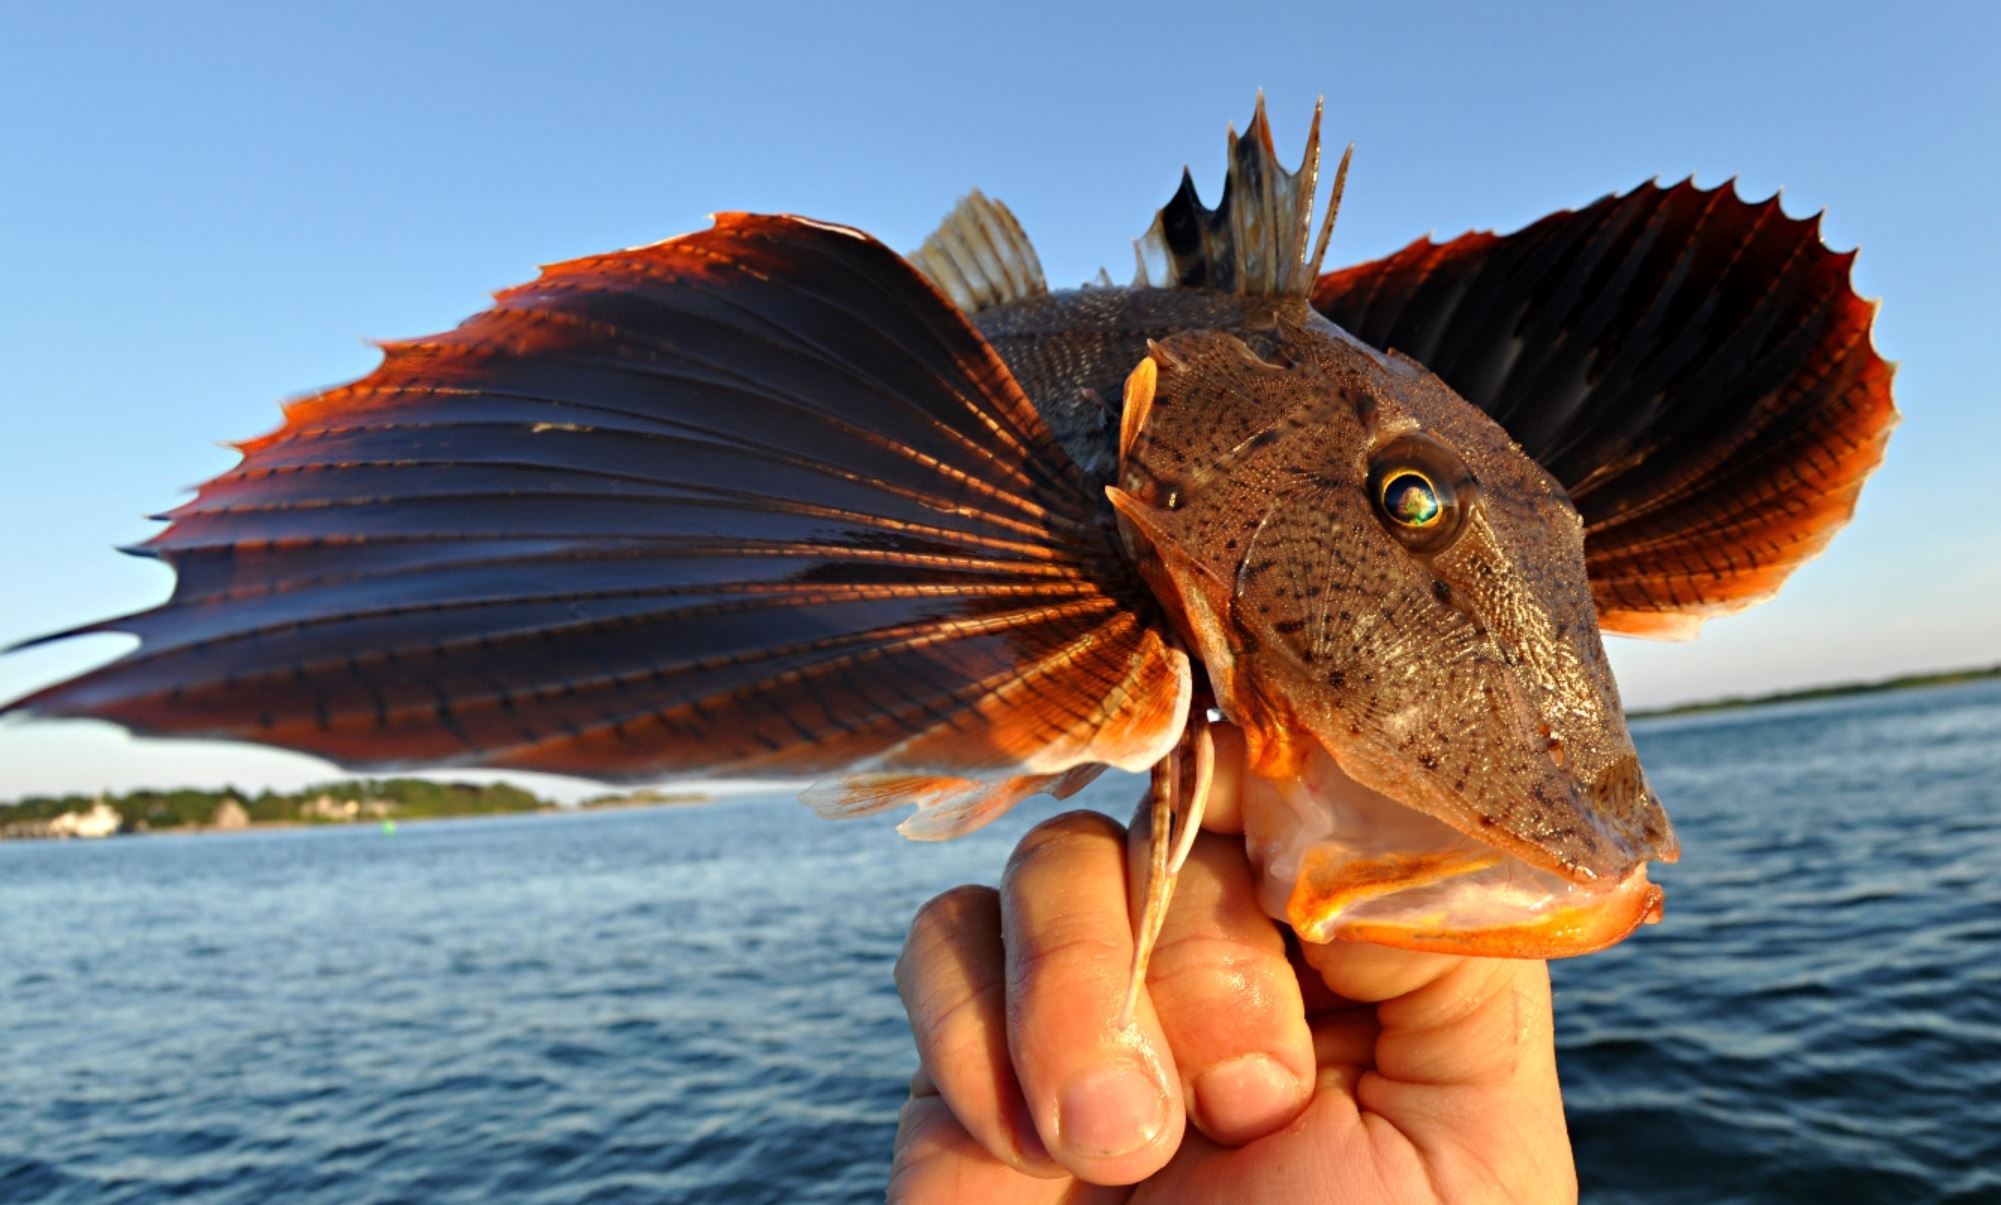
<box><xmin>1383</xmin><ymin>472</ymin><xmax>1441</xmax><ymax>527</ymax></box>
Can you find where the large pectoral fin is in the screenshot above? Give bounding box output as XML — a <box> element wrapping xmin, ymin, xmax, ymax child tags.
<box><xmin>1314</xmin><ymin>180</ymin><xmax>1897</xmax><ymax>637</ymax></box>
<box><xmin>4</xmin><ymin>215</ymin><xmax>1186</xmax><ymax>832</ymax></box>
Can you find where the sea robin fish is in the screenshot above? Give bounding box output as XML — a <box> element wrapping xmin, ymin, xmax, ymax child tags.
<box><xmin>1</xmin><ymin>99</ymin><xmax>1896</xmax><ymax>1008</ymax></box>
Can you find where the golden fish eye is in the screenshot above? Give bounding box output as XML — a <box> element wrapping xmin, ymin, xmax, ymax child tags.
<box><xmin>1379</xmin><ymin>470</ymin><xmax>1442</xmax><ymax>528</ymax></box>
<box><xmin>1366</xmin><ymin>433</ymin><xmax>1476</xmax><ymax>554</ymax></box>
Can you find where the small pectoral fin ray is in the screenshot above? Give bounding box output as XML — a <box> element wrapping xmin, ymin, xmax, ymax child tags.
<box><xmin>1121</xmin><ymin>706</ymin><xmax>1213</xmax><ymax>1029</ymax></box>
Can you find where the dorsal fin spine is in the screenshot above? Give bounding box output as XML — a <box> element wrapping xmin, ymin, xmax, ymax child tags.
<box><xmin>1134</xmin><ymin>94</ymin><xmax>1346</xmax><ymax>299</ymax></box>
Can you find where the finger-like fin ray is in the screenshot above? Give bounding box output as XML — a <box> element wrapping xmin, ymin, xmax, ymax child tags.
<box><xmin>1120</xmin><ymin>706</ymin><xmax>1212</xmax><ymax>1029</ymax></box>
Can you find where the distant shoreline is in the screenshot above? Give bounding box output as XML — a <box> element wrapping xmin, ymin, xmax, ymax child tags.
<box><xmin>1631</xmin><ymin>664</ymin><xmax>2001</xmax><ymax>719</ymax></box>
<box><xmin>149</xmin><ymin>794</ymin><xmax>714</xmax><ymax>837</ymax></box>
<box><xmin>0</xmin><ymin>783</ymin><xmax>711</xmax><ymax>844</ymax></box>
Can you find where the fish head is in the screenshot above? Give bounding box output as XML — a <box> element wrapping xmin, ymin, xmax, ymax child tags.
<box><xmin>1109</xmin><ymin>315</ymin><xmax>1678</xmax><ymax>957</ymax></box>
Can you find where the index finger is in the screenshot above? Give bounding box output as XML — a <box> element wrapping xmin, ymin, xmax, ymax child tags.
<box><xmin>1138</xmin><ymin>828</ymin><xmax>1314</xmax><ymax>1146</ymax></box>
<box><xmin>1002</xmin><ymin>811</ymin><xmax>1186</xmax><ymax>1185</ymax></box>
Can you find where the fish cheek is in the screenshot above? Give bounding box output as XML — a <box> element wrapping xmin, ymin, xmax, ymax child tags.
<box><xmin>1227</xmin><ymin>492</ymin><xmax>1484</xmax><ymax>783</ymax></box>
<box><xmin>1394</xmin><ymin>394</ymin><xmax>1633</xmax><ymax>781</ymax></box>
<box><xmin>1442</xmin><ymin>497</ymin><xmax>1624</xmax><ymax>766</ymax></box>
<box><xmin>1230</xmin><ymin>499</ymin><xmax>1628</xmax><ymax>879</ymax></box>
<box><xmin>1421</xmin><ymin>513</ymin><xmax>1663</xmax><ymax>876</ymax></box>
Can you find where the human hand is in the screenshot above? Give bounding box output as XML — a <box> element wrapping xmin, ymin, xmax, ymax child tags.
<box><xmin>888</xmin><ymin>726</ymin><xmax>1577</xmax><ymax>1202</ymax></box>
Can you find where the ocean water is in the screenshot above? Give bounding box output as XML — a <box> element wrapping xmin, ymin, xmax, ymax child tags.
<box><xmin>2</xmin><ymin>681</ymin><xmax>1997</xmax><ymax>1203</ymax></box>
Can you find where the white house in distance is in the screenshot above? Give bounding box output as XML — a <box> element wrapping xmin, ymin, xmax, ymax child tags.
<box><xmin>45</xmin><ymin>799</ymin><xmax>123</xmax><ymax>839</ymax></box>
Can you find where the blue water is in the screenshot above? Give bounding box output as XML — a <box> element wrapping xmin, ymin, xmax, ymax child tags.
<box><xmin>2</xmin><ymin>682</ymin><xmax>1997</xmax><ymax>1202</ymax></box>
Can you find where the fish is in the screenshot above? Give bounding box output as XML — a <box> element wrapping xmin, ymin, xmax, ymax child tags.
<box><xmin>0</xmin><ymin>98</ymin><xmax>1896</xmax><ymax>998</ymax></box>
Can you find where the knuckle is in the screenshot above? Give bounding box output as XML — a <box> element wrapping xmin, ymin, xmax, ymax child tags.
<box><xmin>896</xmin><ymin>885</ymin><xmax>1000</xmax><ymax>995</ymax></box>
<box><xmin>1009</xmin><ymin>923</ymin><xmax>1129</xmax><ymax>994</ymax></box>
<box><xmin>1145</xmin><ymin>941</ymin><xmax>1281</xmax><ymax>1019</ymax></box>
<box><xmin>1147</xmin><ymin>932</ymin><xmax>1265</xmax><ymax>986</ymax></box>
<box><xmin>1003</xmin><ymin>810</ymin><xmax>1124</xmax><ymax>883</ymax></box>
<box><xmin>911</xmin><ymin>975</ymin><xmax>1005</xmax><ymax>1058</ymax></box>
<box><xmin>910</xmin><ymin>884</ymin><xmax>1000</xmax><ymax>938</ymax></box>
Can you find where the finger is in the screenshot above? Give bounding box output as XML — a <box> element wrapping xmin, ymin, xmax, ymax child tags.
<box><xmin>1299</xmin><ymin>936</ymin><xmax>1464</xmax><ymax>1005</ymax></box>
<box><xmin>895</xmin><ymin>885</ymin><xmax>1057</xmax><ymax>1175</ymax></box>
<box><xmin>1369</xmin><ymin>955</ymin><xmax>1560</xmax><ymax>1087</ymax></box>
<box><xmin>1141</xmin><ymin>830</ymin><xmax>1314</xmax><ymax>1145</ymax></box>
<box><xmin>1299</xmin><ymin>942</ymin><xmax>1576</xmax><ymax>1195</ymax></box>
<box><xmin>1002</xmin><ymin>812</ymin><xmax>1185</xmax><ymax>1184</ymax></box>
<box><xmin>889</xmin><ymin>1094</ymin><xmax>1125</xmax><ymax>1205</ymax></box>
<box><xmin>1197</xmin><ymin>722</ymin><xmax>1247</xmax><ymax>834</ymax></box>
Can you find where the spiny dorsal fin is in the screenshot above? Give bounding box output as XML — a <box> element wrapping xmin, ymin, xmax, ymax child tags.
<box><xmin>1134</xmin><ymin>93</ymin><xmax>1352</xmax><ymax>298</ymax></box>
<box><xmin>910</xmin><ymin>189</ymin><xmax>1049</xmax><ymax>312</ymax></box>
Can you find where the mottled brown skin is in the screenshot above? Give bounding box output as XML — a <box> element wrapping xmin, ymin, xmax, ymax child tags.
<box><xmin>973</xmin><ymin>289</ymin><xmax>1357</xmax><ymax>486</ymax></box>
<box><xmin>981</xmin><ymin>293</ymin><xmax>1676</xmax><ymax>885</ymax></box>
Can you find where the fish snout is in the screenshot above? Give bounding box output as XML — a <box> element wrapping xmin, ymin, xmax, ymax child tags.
<box><xmin>1583</xmin><ymin>751</ymin><xmax>1680</xmax><ymax>868</ymax></box>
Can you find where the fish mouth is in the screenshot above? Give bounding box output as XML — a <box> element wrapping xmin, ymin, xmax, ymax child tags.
<box><xmin>1242</xmin><ymin>742</ymin><xmax>1665</xmax><ymax>958</ymax></box>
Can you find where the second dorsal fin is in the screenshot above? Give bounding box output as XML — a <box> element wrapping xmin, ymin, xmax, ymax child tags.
<box><xmin>910</xmin><ymin>189</ymin><xmax>1049</xmax><ymax>312</ymax></box>
<box><xmin>1133</xmin><ymin>93</ymin><xmax>1351</xmax><ymax>298</ymax></box>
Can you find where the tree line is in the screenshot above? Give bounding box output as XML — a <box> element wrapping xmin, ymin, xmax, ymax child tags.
<box><xmin>0</xmin><ymin>779</ymin><xmax>555</xmax><ymax>832</ymax></box>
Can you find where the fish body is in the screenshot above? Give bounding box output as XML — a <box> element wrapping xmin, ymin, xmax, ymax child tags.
<box><xmin>1</xmin><ymin>99</ymin><xmax>1895</xmax><ymax>961</ymax></box>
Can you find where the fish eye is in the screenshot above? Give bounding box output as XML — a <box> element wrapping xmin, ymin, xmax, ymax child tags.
<box><xmin>1367</xmin><ymin>434</ymin><xmax>1476</xmax><ymax>553</ymax></box>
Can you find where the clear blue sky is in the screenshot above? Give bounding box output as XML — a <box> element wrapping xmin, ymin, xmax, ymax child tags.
<box><xmin>3</xmin><ymin>1</ymin><xmax>1996</xmax><ymax>801</ymax></box>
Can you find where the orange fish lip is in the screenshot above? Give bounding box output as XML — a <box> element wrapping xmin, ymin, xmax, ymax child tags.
<box><xmin>1243</xmin><ymin>740</ymin><xmax>1668</xmax><ymax>959</ymax></box>
<box><xmin>1286</xmin><ymin>849</ymin><xmax>1665</xmax><ymax>958</ymax></box>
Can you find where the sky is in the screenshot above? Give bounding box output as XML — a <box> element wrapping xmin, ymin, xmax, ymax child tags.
<box><xmin>2</xmin><ymin>1</ymin><xmax>1996</xmax><ymax>802</ymax></box>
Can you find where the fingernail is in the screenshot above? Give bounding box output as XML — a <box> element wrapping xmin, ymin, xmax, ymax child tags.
<box><xmin>1057</xmin><ymin>1064</ymin><xmax>1168</xmax><ymax>1158</ymax></box>
<box><xmin>1193</xmin><ymin>1054</ymin><xmax>1304</xmax><ymax>1141</ymax></box>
